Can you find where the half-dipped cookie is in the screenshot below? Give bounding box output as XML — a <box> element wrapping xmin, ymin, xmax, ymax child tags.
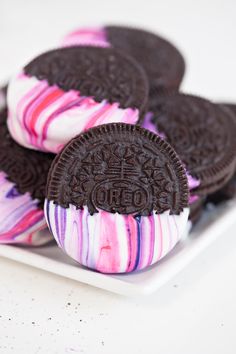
<box><xmin>62</xmin><ymin>25</ymin><xmax>185</xmax><ymax>105</ymax></box>
<box><xmin>45</xmin><ymin>123</ymin><xmax>189</xmax><ymax>273</ymax></box>
<box><xmin>7</xmin><ymin>46</ymin><xmax>148</xmax><ymax>153</ymax></box>
<box><xmin>0</xmin><ymin>108</ymin><xmax>54</xmax><ymax>245</ymax></box>
<box><xmin>143</xmin><ymin>94</ymin><xmax>236</xmax><ymax>199</ymax></box>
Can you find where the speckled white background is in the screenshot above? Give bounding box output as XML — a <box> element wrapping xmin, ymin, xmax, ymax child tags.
<box><xmin>0</xmin><ymin>0</ymin><xmax>236</xmax><ymax>353</ymax></box>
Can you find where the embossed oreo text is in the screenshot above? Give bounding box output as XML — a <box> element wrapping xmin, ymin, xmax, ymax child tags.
<box><xmin>92</xmin><ymin>180</ymin><xmax>149</xmax><ymax>214</ymax></box>
<box><xmin>66</xmin><ymin>141</ymin><xmax>178</xmax><ymax>215</ymax></box>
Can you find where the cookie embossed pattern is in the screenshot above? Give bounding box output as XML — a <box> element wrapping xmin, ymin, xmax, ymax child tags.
<box><xmin>68</xmin><ymin>143</ymin><xmax>153</xmax><ymax>215</ymax></box>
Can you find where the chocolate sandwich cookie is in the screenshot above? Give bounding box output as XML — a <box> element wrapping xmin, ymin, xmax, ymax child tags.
<box><xmin>144</xmin><ymin>94</ymin><xmax>236</xmax><ymax>199</ymax></box>
<box><xmin>206</xmin><ymin>103</ymin><xmax>236</xmax><ymax>203</ymax></box>
<box><xmin>7</xmin><ymin>46</ymin><xmax>148</xmax><ymax>153</ymax></box>
<box><xmin>61</xmin><ymin>25</ymin><xmax>185</xmax><ymax>107</ymax></box>
<box><xmin>45</xmin><ymin>123</ymin><xmax>190</xmax><ymax>273</ymax></box>
<box><xmin>0</xmin><ymin>108</ymin><xmax>54</xmax><ymax>245</ymax></box>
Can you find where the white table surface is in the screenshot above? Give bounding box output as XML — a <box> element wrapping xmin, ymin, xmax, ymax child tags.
<box><xmin>0</xmin><ymin>0</ymin><xmax>236</xmax><ymax>353</ymax></box>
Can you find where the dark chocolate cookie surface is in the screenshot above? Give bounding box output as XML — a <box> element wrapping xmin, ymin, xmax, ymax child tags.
<box><xmin>206</xmin><ymin>103</ymin><xmax>236</xmax><ymax>203</ymax></box>
<box><xmin>150</xmin><ymin>94</ymin><xmax>236</xmax><ymax>195</ymax></box>
<box><xmin>106</xmin><ymin>26</ymin><xmax>185</xmax><ymax>102</ymax></box>
<box><xmin>24</xmin><ymin>46</ymin><xmax>148</xmax><ymax>115</ymax></box>
<box><xmin>47</xmin><ymin>123</ymin><xmax>189</xmax><ymax>216</ymax></box>
<box><xmin>0</xmin><ymin>109</ymin><xmax>54</xmax><ymax>208</ymax></box>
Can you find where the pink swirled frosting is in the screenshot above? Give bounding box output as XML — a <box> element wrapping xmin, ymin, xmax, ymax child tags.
<box><xmin>0</xmin><ymin>172</ymin><xmax>52</xmax><ymax>245</ymax></box>
<box><xmin>45</xmin><ymin>200</ymin><xmax>189</xmax><ymax>273</ymax></box>
<box><xmin>62</xmin><ymin>27</ymin><xmax>109</xmax><ymax>48</ymax></box>
<box><xmin>7</xmin><ymin>74</ymin><xmax>139</xmax><ymax>153</ymax></box>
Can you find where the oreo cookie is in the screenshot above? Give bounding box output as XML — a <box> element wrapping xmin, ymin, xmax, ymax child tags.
<box><xmin>45</xmin><ymin>123</ymin><xmax>189</xmax><ymax>273</ymax></box>
<box><xmin>47</xmin><ymin>123</ymin><xmax>189</xmax><ymax>215</ymax></box>
<box><xmin>148</xmin><ymin>94</ymin><xmax>236</xmax><ymax>197</ymax></box>
<box><xmin>0</xmin><ymin>108</ymin><xmax>54</xmax><ymax>245</ymax></box>
<box><xmin>62</xmin><ymin>26</ymin><xmax>185</xmax><ymax>106</ymax></box>
<box><xmin>8</xmin><ymin>46</ymin><xmax>148</xmax><ymax>153</ymax></box>
<box><xmin>206</xmin><ymin>103</ymin><xmax>236</xmax><ymax>203</ymax></box>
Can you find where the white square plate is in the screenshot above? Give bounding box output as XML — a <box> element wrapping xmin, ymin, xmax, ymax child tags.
<box><xmin>0</xmin><ymin>200</ymin><xmax>235</xmax><ymax>296</ymax></box>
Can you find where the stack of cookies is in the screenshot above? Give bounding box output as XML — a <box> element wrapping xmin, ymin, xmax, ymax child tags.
<box><xmin>0</xmin><ymin>26</ymin><xmax>235</xmax><ymax>273</ymax></box>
